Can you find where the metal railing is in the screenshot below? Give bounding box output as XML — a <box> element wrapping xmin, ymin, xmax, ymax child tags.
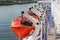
<box><xmin>47</xmin><ymin>24</ymin><xmax>60</xmax><ymax>40</ymax></box>
<box><xmin>55</xmin><ymin>24</ymin><xmax>60</xmax><ymax>40</ymax></box>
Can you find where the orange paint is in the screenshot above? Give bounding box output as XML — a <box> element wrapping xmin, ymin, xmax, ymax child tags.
<box><xmin>11</xmin><ymin>16</ymin><xmax>35</xmax><ymax>39</ymax></box>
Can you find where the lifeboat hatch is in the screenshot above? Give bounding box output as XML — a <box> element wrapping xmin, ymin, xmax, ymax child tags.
<box><xmin>22</xmin><ymin>21</ymin><xmax>32</xmax><ymax>26</ymax></box>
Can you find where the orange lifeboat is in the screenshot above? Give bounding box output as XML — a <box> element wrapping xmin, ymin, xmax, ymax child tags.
<box><xmin>10</xmin><ymin>9</ymin><xmax>40</xmax><ymax>39</ymax></box>
<box><xmin>11</xmin><ymin>16</ymin><xmax>37</xmax><ymax>39</ymax></box>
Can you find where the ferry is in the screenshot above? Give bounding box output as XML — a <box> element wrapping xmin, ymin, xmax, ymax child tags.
<box><xmin>10</xmin><ymin>1</ymin><xmax>59</xmax><ymax>40</ymax></box>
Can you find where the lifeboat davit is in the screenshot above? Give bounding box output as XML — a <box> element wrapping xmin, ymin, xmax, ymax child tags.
<box><xmin>11</xmin><ymin>14</ymin><xmax>39</xmax><ymax>39</ymax></box>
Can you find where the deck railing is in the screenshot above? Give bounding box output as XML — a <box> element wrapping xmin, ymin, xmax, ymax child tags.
<box><xmin>55</xmin><ymin>24</ymin><xmax>60</xmax><ymax>40</ymax></box>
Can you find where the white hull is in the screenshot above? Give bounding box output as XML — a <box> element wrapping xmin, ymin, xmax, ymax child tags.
<box><xmin>52</xmin><ymin>1</ymin><xmax>60</xmax><ymax>34</ymax></box>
